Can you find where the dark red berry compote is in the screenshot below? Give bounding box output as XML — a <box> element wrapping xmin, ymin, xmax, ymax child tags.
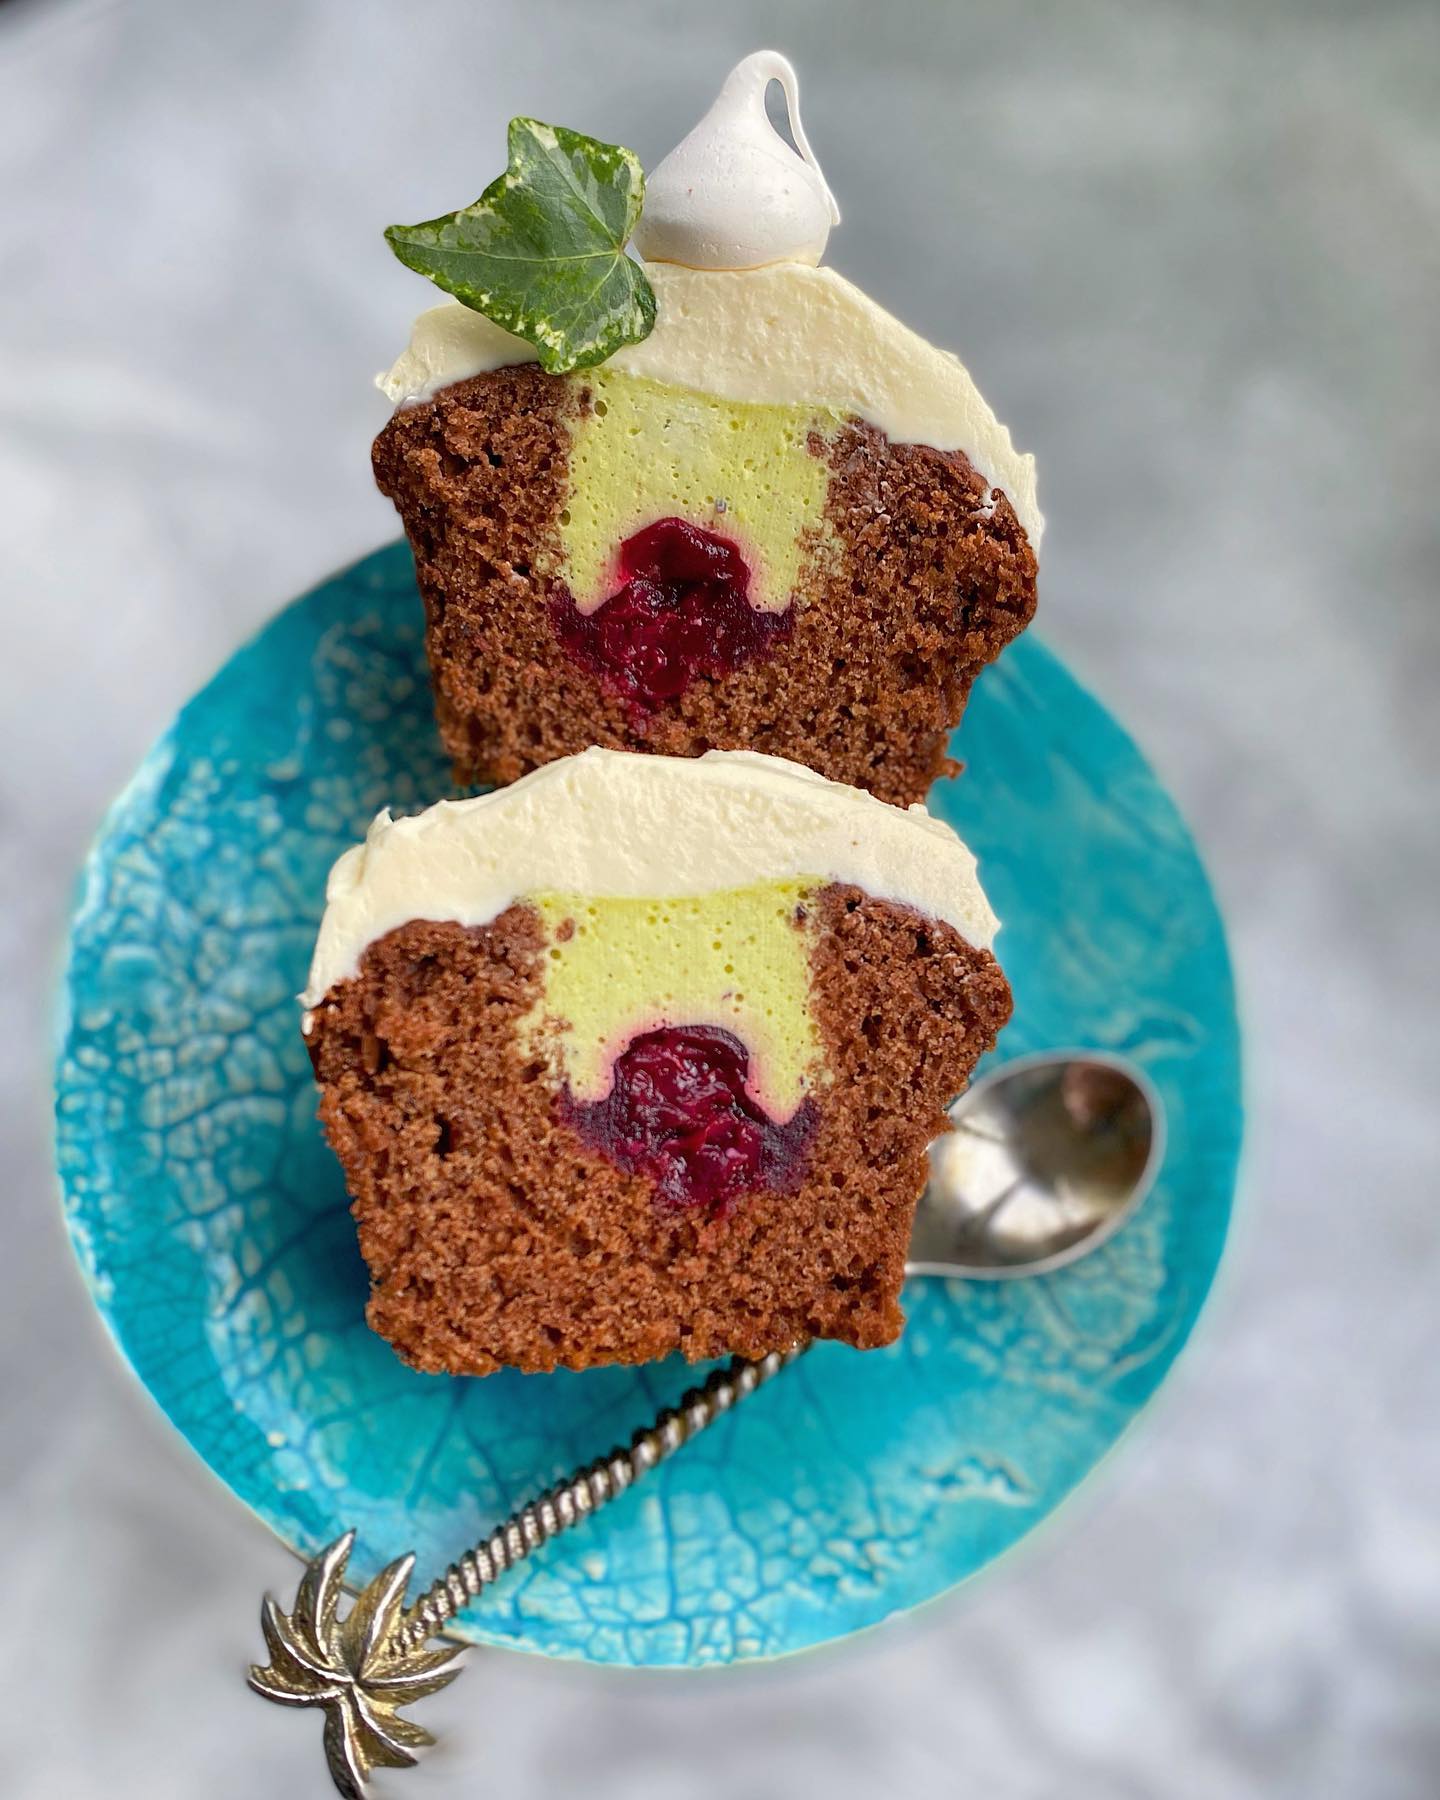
<box><xmin>549</xmin><ymin>517</ymin><xmax>792</xmax><ymax>714</ymax></box>
<box><xmin>559</xmin><ymin>1024</ymin><xmax>816</xmax><ymax>1217</ymax></box>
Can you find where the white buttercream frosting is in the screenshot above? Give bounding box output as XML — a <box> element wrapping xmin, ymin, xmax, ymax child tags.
<box><xmin>631</xmin><ymin>51</ymin><xmax>840</xmax><ymax>271</ymax></box>
<box><xmin>302</xmin><ymin>748</ymin><xmax>998</xmax><ymax>1012</ymax></box>
<box><xmin>379</xmin><ymin>264</ymin><xmax>1042</xmax><ymax>544</ymax></box>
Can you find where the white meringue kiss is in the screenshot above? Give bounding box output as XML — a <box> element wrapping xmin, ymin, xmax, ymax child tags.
<box><xmin>632</xmin><ymin>51</ymin><xmax>840</xmax><ymax>272</ymax></box>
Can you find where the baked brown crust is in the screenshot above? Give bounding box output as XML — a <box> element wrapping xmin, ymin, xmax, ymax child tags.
<box><xmin>373</xmin><ymin>370</ymin><xmax>1037</xmax><ymax>809</ymax></box>
<box><xmin>306</xmin><ymin>886</ymin><xmax>1012</xmax><ymax>1374</ymax></box>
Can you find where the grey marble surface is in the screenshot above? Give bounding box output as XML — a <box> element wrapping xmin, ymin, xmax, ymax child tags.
<box><xmin>3</xmin><ymin>1</ymin><xmax>1437</xmax><ymax>1795</ymax></box>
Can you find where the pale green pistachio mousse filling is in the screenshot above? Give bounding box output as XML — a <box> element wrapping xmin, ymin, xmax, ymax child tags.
<box><xmin>527</xmin><ymin>881</ymin><xmax>818</xmax><ymax>1119</ymax></box>
<box><xmin>302</xmin><ymin>749</ymin><xmax>1001</xmax><ymax>1123</ymax></box>
<box><xmin>555</xmin><ymin>370</ymin><xmax>840</xmax><ymax>614</ymax></box>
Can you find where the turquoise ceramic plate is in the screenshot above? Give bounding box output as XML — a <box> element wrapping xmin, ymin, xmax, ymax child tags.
<box><xmin>55</xmin><ymin>544</ymin><xmax>1240</xmax><ymax>1668</ymax></box>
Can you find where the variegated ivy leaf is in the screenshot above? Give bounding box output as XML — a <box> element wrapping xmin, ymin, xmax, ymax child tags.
<box><xmin>385</xmin><ymin>117</ymin><xmax>656</xmax><ymax>374</ymax></box>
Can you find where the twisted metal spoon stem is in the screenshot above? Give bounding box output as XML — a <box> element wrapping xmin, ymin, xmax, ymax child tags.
<box><xmin>400</xmin><ymin>1343</ymin><xmax>805</xmax><ymax>1646</ymax></box>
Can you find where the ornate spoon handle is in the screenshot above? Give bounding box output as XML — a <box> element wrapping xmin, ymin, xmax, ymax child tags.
<box><xmin>249</xmin><ymin>1344</ymin><xmax>808</xmax><ymax>1797</ymax></box>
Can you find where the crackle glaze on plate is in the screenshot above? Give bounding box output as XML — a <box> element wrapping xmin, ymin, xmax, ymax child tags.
<box><xmin>54</xmin><ymin>543</ymin><xmax>1241</xmax><ymax>1668</ymax></box>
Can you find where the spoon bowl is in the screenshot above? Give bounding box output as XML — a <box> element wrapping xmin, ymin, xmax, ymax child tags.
<box><xmin>909</xmin><ymin>1050</ymin><xmax>1165</xmax><ymax>1279</ymax></box>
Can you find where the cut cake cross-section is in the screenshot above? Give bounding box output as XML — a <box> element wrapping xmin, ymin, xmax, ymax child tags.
<box><xmin>303</xmin><ymin>749</ymin><xmax>1012</xmax><ymax>1374</ymax></box>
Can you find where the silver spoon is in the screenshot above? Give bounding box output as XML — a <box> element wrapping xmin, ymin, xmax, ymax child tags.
<box><xmin>250</xmin><ymin>1050</ymin><xmax>1163</xmax><ymax>1797</ymax></box>
<box><xmin>913</xmin><ymin>1048</ymin><xmax>1164</xmax><ymax>1278</ymax></box>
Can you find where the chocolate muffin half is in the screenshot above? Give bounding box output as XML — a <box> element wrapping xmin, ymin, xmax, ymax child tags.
<box><xmin>303</xmin><ymin>749</ymin><xmax>1011</xmax><ymax>1374</ymax></box>
<box><xmin>375</xmin><ymin>258</ymin><xmax>1039</xmax><ymax>810</ymax></box>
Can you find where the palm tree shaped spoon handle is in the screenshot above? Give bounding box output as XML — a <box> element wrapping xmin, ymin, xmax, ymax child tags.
<box><xmin>248</xmin><ymin>1345</ymin><xmax>806</xmax><ymax>1797</ymax></box>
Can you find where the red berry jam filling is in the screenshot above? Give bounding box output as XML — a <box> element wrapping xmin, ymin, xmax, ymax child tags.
<box><xmin>558</xmin><ymin>1024</ymin><xmax>816</xmax><ymax>1217</ymax></box>
<box><xmin>550</xmin><ymin>517</ymin><xmax>792</xmax><ymax>714</ymax></box>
